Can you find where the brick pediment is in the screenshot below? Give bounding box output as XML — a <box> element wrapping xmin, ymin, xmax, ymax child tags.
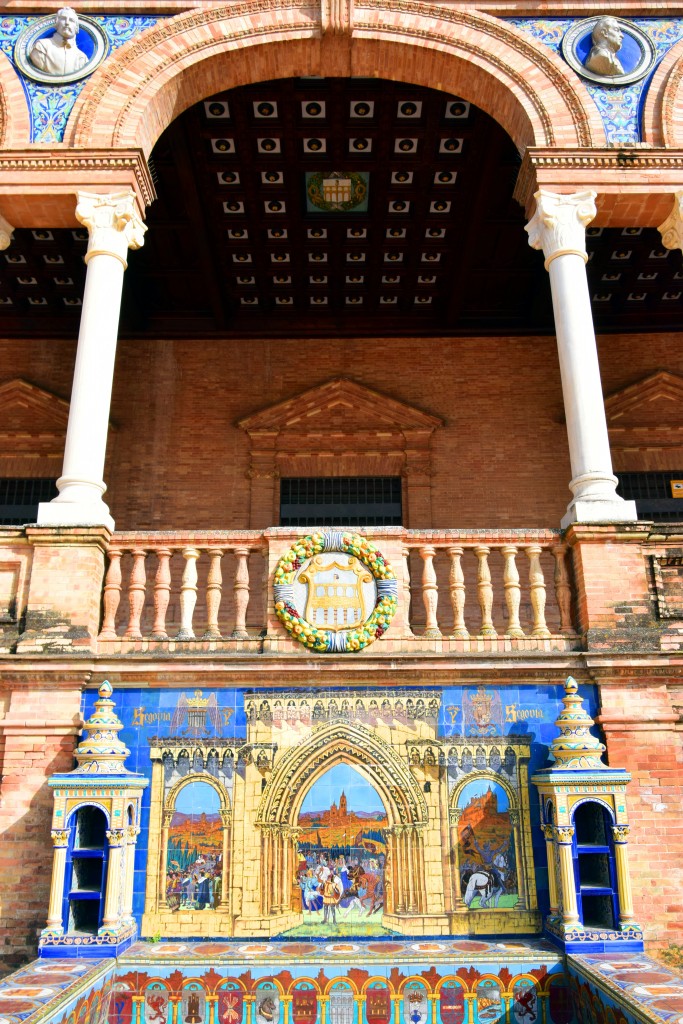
<box><xmin>238</xmin><ymin>378</ymin><xmax>443</xmax><ymax>437</ymax></box>
<box><xmin>0</xmin><ymin>378</ymin><xmax>70</xmax><ymax>455</ymax></box>
<box><xmin>239</xmin><ymin>379</ymin><xmax>442</xmax><ymax>526</ymax></box>
<box><xmin>605</xmin><ymin>371</ymin><xmax>683</xmax><ymax>430</ymax></box>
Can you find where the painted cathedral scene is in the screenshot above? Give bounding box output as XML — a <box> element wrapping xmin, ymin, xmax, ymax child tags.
<box><xmin>294</xmin><ymin>765</ymin><xmax>387</xmax><ymax>934</ymax></box>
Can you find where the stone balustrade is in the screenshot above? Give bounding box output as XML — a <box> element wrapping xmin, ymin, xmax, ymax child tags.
<box><xmin>97</xmin><ymin>531</ymin><xmax>266</xmax><ymax>644</ymax></box>
<box><xmin>94</xmin><ymin>528</ymin><xmax>576</xmax><ymax>652</ymax></box>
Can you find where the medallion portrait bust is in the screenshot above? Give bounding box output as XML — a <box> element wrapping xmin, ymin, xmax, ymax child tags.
<box><xmin>584</xmin><ymin>16</ymin><xmax>625</xmax><ymax>77</ymax></box>
<box><xmin>29</xmin><ymin>7</ymin><xmax>87</xmax><ymax>76</ymax></box>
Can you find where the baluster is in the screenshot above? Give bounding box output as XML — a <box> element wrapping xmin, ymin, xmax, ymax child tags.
<box><xmin>447</xmin><ymin>545</ymin><xmax>469</xmax><ymax>639</ymax></box>
<box><xmin>176</xmin><ymin>547</ymin><xmax>200</xmax><ymax>640</ymax></box>
<box><xmin>419</xmin><ymin>545</ymin><xmax>441</xmax><ymax>638</ymax></box>
<box><xmin>552</xmin><ymin>543</ymin><xmax>575</xmax><ymax>635</ymax></box>
<box><xmin>203</xmin><ymin>549</ymin><xmax>224</xmax><ymax>640</ymax></box>
<box><xmin>474</xmin><ymin>545</ymin><xmax>497</xmax><ymax>638</ymax></box>
<box><xmin>124</xmin><ymin>548</ymin><xmax>147</xmax><ymax>640</ymax></box>
<box><xmin>150</xmin><ymin>547</ymin><xmax>172</xmax><ymax>639</ymax></box>
<box><xmin>98</xmin><ymin>547</ymin><xmax>123</xmax><ymax>639</ymax></box>
<box><xmin>501</xmin><ymin>545</ymin><xmax>525</xmax><ymax>638</ymax></box>
<box><xmin>526</xmin><ymin>544</ymin><xmax>551</xmax><ymax>638</ymax></box>
<box><xmin>402</xmin><ymin>545</ymin><xmax>413</xmax><ymax>637</ymax></box>
<box><xmin>232</xmin><ymin>547</ymin><xmax>251</xmax><ymax>639</ymax></box>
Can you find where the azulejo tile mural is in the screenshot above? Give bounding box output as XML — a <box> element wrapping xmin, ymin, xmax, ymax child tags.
<box><xmin>509</xmin><ymin>18</ymin><xmax>683</xmax><ymax>144</ymax></box>
<box><xmin>0</xmin><ymin>16</ymin><xmax>160</xmax><ymax>142</ymax></box>
<box><xmin>77</xmin><ymin>680</ymin><xmax>594</xmax><ymax>942</ymax></box>
<box><xmin>107</xmin><ymin>941</ymin><xmax>574</xmax><ymax>1024</ymax></box>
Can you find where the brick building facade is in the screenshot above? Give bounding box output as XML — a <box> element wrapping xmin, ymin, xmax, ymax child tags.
<box><xmin>0</xmin><ymin>1</ymin><xmax>681</xmax><ymax>1021</ymax></box>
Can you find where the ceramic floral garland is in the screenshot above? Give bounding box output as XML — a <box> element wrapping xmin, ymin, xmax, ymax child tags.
<box><xmin>273</xmin><ymin>531</ymin><xmax>398</xmax><ymax>653</ymax></box>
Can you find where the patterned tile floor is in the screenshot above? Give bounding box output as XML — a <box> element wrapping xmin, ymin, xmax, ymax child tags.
<box><xmin>570</xmin><ymin>952</ymin><xmax>683</xmax><ymax>1024</ymax></box>
<box><xmin>119</xmin><ymin>935</ymin><xmax>563</xmax><ymax>966</ymax></box>
<box><xmin>2</xmin><ymin>942</ymin><xmax>683</xmax><ymax>1024</ymax></box>
<box><xmin>0</xmin><ymin>959</ymin><xmax>107</xmax><ymax>1024</ymax></box>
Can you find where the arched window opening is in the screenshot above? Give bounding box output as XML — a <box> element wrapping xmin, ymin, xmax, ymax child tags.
<box><xmin>572</xmin><ymin>801</ymin><xmax>618</xmax><ymax>930</ymax></box>
<box><xmin>65</xmin><ymin>805</ymin><xmax>108</xmax><ymax>935</ymax></box>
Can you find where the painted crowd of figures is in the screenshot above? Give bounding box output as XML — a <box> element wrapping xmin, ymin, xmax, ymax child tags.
<box><xmin>297</xmin><ymin>852</ymin><xmax>385</xmax><ymax>922</ymax></box>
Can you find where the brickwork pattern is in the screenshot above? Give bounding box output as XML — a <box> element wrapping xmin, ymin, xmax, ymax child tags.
<box><xmin>2</xmin><ymin>332</ymin><xmax>683</xmax><ymax>532</ymax></box>
<box><xmin>598</xmin><ymin>683</ymin><xmax>683</xmax><ymax>948</ymax></box>
<box><xmin>0</xmin><ymin>681</ymin><xmax>84</xmax><ymax>974</ymax></box>
<box><xmin>66</xmin><ymin>1</ymin><xmax>602</xmax><ymax>155</ymax></box>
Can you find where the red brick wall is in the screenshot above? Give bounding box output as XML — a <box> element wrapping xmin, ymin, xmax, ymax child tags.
<box><xmin>1</xmin><ymin>331</ymin><xmax>682</xmax><ymax>531</ymax></box>
<box><xmin>598</xmin><ymin>683</ymin><xmax>683</xmax><ymax>949</ymax></box>
<box><xmin>0</xmin><ymin>681</ymin><xmax>83</xmax><ymax>973</ymax></box>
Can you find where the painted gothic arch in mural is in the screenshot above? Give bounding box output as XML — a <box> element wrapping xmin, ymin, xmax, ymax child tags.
<box><xmin>257</xmin><ymin>721</ymin><xmax>429</xmax><ymax>925</ymax></box>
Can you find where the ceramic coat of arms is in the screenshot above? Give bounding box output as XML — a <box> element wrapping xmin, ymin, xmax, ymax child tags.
<box><xmin>273</xmin><ymin>531</ymin><xmax>398</xmax><ymax>652</ymax></box>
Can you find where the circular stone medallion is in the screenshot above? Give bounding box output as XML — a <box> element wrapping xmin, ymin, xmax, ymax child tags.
<box><xmin>273</xmin><ymin>531</ymin><xmax>398</xmax><ymax>652</ymax></box>
<box><xmin>14</xmin><ymin>14</ymin><xmax>108</xmax><ymax>85</ymax></box>
<box><xmin>562</xmin><ymin>17</ymin><xmax>656</xmax><ymax>86</ymax></box>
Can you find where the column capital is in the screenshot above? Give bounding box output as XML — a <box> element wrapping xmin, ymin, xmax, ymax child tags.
<box><xmin>612</xmin><ymin>824</ymin><xmax>631</xmax><ymax>844</ymax></box>
<box><xmin>658</xmin><ymin>191</ymin><xmax>683</xmax><ymax>252</ymax></box>
<box><xmin>106</xmin><ymin>828</ymin><xmax>127</xmax><ymax>847</ymax></box>
<box><xmin>525</xmin><ymin>189</ymin><xmax>597</xmax><ymax>269</ymax></box>
<box><xmin>552</xmin><ymin>824</ymin><xmax>575</xmax><ymax>845</ymax></box>
<box><xmin>0</xmin><ymin>212</ymin><xmax>14</xmax><ymax>250</ymax></box>
<box><xmin>76</xmin><ymin>190</ymin><xmax>147</xmax><ymax>269</ymax></box>
<box><xmin>51</xmin><ymin>827</ymin><xmax>71</xmax><ymax>847</ymax></box>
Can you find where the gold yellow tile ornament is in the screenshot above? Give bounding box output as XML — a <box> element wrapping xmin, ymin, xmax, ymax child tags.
<box><xmin>273</xmin><ymin>531</ymin><xmax>398</xmax><ymax>652</ymax></box>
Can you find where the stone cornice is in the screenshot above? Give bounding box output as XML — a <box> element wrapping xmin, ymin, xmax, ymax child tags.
<box><xmin>515</xmin><ymin>147</ymin><xmax>683</xmax><ymax>220</ymax></box>
<box><xmin>0</xmin><ymin>149</ymin><xmax>155</xmax><ymax>219</ymax></box>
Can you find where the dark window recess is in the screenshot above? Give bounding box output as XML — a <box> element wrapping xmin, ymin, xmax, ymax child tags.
<box><xmin>65</xmin><ymin>805</ymin><xmax>108</xmax><ymax>936</ymax></box>
<box><xmin>617</xmin><ymin>471</ymin><xmax>683</xmax><ymax>522</ymax></box>
<box><xmin>280</xmin><ymin>477</ymin><xmax>402</xmax><ymax>526</ymax></box>
<box><xmin>0</xmin><ymin>478</ymin><xmax>57</xmax><ymax>525</ymax></box>
<box><xmin>572</xmin><ymin>801</ymin><xmax>619</xmax><ymax>932</ymax></box>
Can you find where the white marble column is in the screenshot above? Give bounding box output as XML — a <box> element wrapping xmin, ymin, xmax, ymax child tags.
<box><xmin>0</xmin><ymin>213</ymin><xmax>14</xmax><ymax>250</ymax></box>
<box><xmin>659</xmin><ymin>191</ymin><xmax>683</xmax><ymax>252</ymax></box>
<box><xmin>38</xmin><ymin>191</ymin><xmax>146</xmax><ymax>530</ymax></box>
<box><xmin>526</xmin><ymin>190</ymin><xmax>636</xmax><ymax>527</ymax></box>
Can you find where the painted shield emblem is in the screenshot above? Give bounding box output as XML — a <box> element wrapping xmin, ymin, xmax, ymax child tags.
<box><xmin>440</xmin><ymin>984</ymin><xmax>465</xmax><ymax>1024</ymax></box>
<box><xmin>329</xmin><ymin>985</ymin><xmax>355</xmax><ymax>1024</ymax></box>
<box><xmin>548</xmin><ymin>981</ymin><xmax>573</xmax><ymax>1024</ymax></box>
<box><xmin>183</xmin><ymin>986</ymin><xmax>206</xmax><ymax>1024</ymax></box>
<box><xmin>293</xmin><ymin>986</ymin><xmax>318</xmax><ymax>1024</ymax></box>
<box><xmin>403</xmin><ymin>987</ymin><xmax>428</xmax><ymax>1024</ymax></box>
<box><xmin>109</xmin><ymin>989</ymin><xmax>133</xmax><ymax>1024</ymax></box>
<box><xmin>366</xmin><ymin>986</ymin><xmax>391</xmax><ymax>1024</ymax></box>
<box><xmin>512</xmin><ymin>982</ymin><xmax>538</xmax><ymax>1023</ymax></box>
<box><xmin>145</xmin><ymin>987</ymin><xmax>169</xmax><ymax>1024</ymax></box>
<box><xmin>256</xmin><ymin>986</ymin><xmax>280</xmax><ymax>1024</ymax></box>
<box><xmin>476</xmin><ymin>982</ymin><xmax>502</xmax><ymax>1024</ymax></box>
<box><xmin>218</xmin><ymin>989</ymin><xmax>244</xmax><ymax>1024</ymax></box>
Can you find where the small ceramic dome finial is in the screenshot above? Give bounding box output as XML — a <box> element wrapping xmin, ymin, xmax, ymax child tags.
<box><xmin>71</xmin><ymin>678</ymin><xmax>133</xmax><ymax>775</ymax></box>
<box><xmin>548</xmin><ymin>675</ymin><xmax>608</xmax><ymax>771</ymax></box>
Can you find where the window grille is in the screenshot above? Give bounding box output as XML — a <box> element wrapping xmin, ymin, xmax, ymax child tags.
<box><xmin>280</xmin><ymin>477</ymin><xmax>402</xmax><ymax>527</ymax></box>
<box><xmin>0</xmin><ymin>478</ymin><xmax>58</xmax><ymax>525</ymax></box>
<box><xmin>616</xmin><ymin>471</ymin><xmax>683</xmax><ymax>523</ymax></box>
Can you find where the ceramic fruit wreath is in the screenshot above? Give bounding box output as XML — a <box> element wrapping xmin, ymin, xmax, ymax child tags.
<box><xmin>273</xmin><ymin>531</ymin><xmax>398</xmax><ymax>652</ymax></box>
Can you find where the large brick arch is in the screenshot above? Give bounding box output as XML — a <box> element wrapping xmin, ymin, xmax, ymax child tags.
<box><xmin>0</xmin><ymin>51</ymin><xmax>31</xmax><ymax>148</ymax></box>
<box><xmin>67</xmin><ymin>0</ymin><xmax>603</xmax><ymax>156</ymax></box>
<box><xmin>643</xmin><ymin>38</ymin><xmax>683</xmax><ymax>147</ymax></box>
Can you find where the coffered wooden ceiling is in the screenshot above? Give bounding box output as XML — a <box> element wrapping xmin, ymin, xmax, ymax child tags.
<box><xmin>1</xmin><ymin>77</ymin><xmax>681</xmax><ymax>339</ymax></box>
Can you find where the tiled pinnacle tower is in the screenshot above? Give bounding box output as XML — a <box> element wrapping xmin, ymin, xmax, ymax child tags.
<box><xmin>532</xmin><ymin>677</ymin><xmax>642</xmax><ymax>953</ymax></box>
<box><xmin>40</xmin><ymin>681</ymin><xmax>148</xmax><ymax>958</ymax></box>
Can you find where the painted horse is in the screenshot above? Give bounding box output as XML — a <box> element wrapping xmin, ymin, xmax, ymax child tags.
<box><xmin>462</xmin><ymin>868</ymin><xmax>505</xmax><ymax>909</ymax></box>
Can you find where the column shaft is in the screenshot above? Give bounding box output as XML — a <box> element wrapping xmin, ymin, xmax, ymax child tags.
<box><xmin>38</xmin><ymin>191</ymin><xmax>146</xmax><ymax>529</ymax></box>
<box><xmin>526</xmin><ymin>190</ymin><xmax>636</xmax><ymax>527</ymax></box>
<box><xmin>46</xmin><ymin>842</ymin><xmax>69</xmax><ymax>930</ymax></box>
